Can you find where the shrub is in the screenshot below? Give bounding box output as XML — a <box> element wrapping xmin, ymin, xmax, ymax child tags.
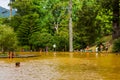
<box><xmin>0</xmin><ymin>25</ymin><xmax>18</xmax><ymax>53</ymax></box>
<box><xmin>112</xmin><ymin>38</ymin><xmax>120</xmax><ymax>52</ymax></box>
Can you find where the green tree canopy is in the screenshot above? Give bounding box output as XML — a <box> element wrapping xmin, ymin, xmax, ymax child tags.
<box><xmin>0</xmin><ymin>25</ymin><xmax>18</xmax><ymax>53</ymax></box>
<box><xmin>3</xmin><ymin>0</ymin><xmax>119</xmax><ymax>51</ymax></box>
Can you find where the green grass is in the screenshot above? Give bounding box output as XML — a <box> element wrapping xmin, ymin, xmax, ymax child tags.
<box><xmin>90</xmin><ymin>35</ymin><xmax>112</xmax><ymax>52</ymax></box>
<box><xmin>100</xmin><ymin>35</ymin><xmax>112</xmax><ymax>42</ymax></box>
<box><xmin>0</xmin><ymin>53</ymin><xmax>8</xmax><ymax>57</ymax></box>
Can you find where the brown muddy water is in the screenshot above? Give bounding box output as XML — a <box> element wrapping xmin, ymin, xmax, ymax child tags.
<box><xmin>0</xmin><ymin>52</ymin><xmax>120</xmax><ymax>80</ymax></box>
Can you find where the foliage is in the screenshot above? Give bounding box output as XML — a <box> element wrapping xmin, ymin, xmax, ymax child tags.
<box><xmin>74</xmin><ymin>0</ymin><xmax>100</xmax><ymax>49</ymax></box>
<box><xmin>112</xmin><ymin>38</ymin><xmax>120</xmax><ymax>52</ymax></box>
<box><xmin>0</xmin><ymin>18</ymin><xmax>2</xmax><ymax>25</ymax></box>
<box><xmin>57</xmin><ymin>27</ymin><xmax>69</xmax><ymax>51</ymax></box>
<box><xmin>0</xmin><ymin>25</ymin><xmax>18</xmax><ymax>52</ymax></box>
<box><xmin>30</xmin><ymin>32</ymin><xmax>53</xmax><ymax>50</ymax></box>
<box><xmin>2</xmin><ymin>0</ymin><xmax>119</xmax><ymax>51</ymax></box>
<box><xmin>100</xmin><ymin>0</ymin><xmax>120</xmax><ymax>39</ymax></box>
<box><xmin>17</xmin><ymin>13</ymin><xmax>40</xmax><ymax>46</ymax></box>
<box><xmin>11</xmin><ymin>0</ymin><xmax>41</xmax><ymax>48</ymax></box>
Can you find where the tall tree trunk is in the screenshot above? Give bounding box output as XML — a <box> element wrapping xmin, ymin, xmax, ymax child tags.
<box><xmin>112</xmin><ymin>0</ymin><xmax>120</xmax><ymax>39</ymax></box>
<box><xmin>69</xmin><ymin>0</ymin><xmax>73</xmax><ymax>52</ymax></box>
<box><xmin>9</xmin><ymin>0</ymin><xmax>14</xmax><ymax>19</ymax></box>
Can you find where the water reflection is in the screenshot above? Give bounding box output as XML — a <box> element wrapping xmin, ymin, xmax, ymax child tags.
<box><xmin>0</xmin><ymin>52</ymin><xmax>120</xmax><ymax>80</ymax></box>
<box><xmin>96</xmin><ymin>53</ymin><xmax>98</xmax><ymax>58</ymax></box>
<box><xmin>53</xmin><ymin>52</ymin><xmax>56</xmax><ymax>57</ymax></box>
<box><xmin>69</xmin><ymin>52</ymin><xmax>73</xmax><ymax>58</ymax></box>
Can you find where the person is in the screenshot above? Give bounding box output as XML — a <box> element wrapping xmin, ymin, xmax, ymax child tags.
<box><xmin>105</xmin><ymin>46</ymin><xmax>108</xmax><ymax>52</ymax></box>
<box><xmin>85</xmin><ymin>45</ymin><xmax>89</xmax><ymax>52</ymax></box>
<box><xmin>95</xmin><ymin>46</ymin><xmax>99</xmax><ymax>57</ymax></box>
<box><xmin>46</xmin><ymin>46</ymin><xmax>48</xmax><ymax>52</ymax></box>
<box><xmin>100</xmin><ymin>45</ymin><xmax>103</xmax><ymax>52</ymax></box>
<box><xmin>96</xmin><ymin>46</ymin><xmax>99</xmax><ymax>53</ymax></box>
<box><xmin>11</xmin><ymin>51</ymin><xmax>14</xmax><ymax>58</ymax></box>
<box><xmin>8</xmin><ymin>51</ymin><xmax>14</xmax><ymax>58</ymax></box>
<box><xmin>15</xmin><ymin>62</ymin><xmax>20</xmax><ymax>67</ymax></box>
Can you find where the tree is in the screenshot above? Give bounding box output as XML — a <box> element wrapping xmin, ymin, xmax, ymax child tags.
<box><xmin>58</xmin><ymin>27</ymin><xmax>69</xmax><ymax>51</ymax></box>
<box><xmin>0</xmin><ymin>25</ymin><xmax>17</xmax><ymax>53</ymax></box>
<box><xmin>112</xmin><ymin>38</ymin><xmax>120</xmax><ymax>52</ymax></box>
<box><xmin>69</xmin><ymin>0</ymin><xmax>73</xmax><ymax>52</ymax></box>
<box><xmin>11</xmin><ymin>0</ymin><xmax>40</xmax><ymax>49</ymax></box>
<box><xmin>17</xmin><ymin>13</ymin><xmax>40</xmax><ymax>47</ymax></box>
<box><xmin>74</xmin><ymin>0</ymin><xmax>101</xmax><ymax>49</ymax></box>
<box><xmin>31</xmin><ymin>0</ymin><xmax>70</xmax><ymax>51</ymax></box>
<box><xmin>100</xmin><ymin>0</ymin><xmax>120</xmax><ymax>39</ymax></box>
<box><xmin>6</xmin><ymin>0</ymin><xmax>117</xmax><ymax>51</ymax></box>
<box><xmin>112</xmin><ymin>0</ymin><xmax>120</xmax><ymax>39</ymax></box>
<box><xmin>0</xmin><ymin>18</ymin><xmax>3</xmax><ymax>25</ymax></box>
<box><xmin>30</xmin><ymin>32</ymin><xmax>53</xmax><ymax>50</ymax></box>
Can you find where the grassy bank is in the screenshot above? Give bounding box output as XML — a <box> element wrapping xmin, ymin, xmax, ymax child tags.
<box><xmin>89</xmin><ymin>35</ymin><xmax>113</xmax><ymax>52</ymax></box>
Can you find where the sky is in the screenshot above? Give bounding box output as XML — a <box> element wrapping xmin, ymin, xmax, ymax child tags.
<box><xmin>0</xmin><ymin>0</ymin><xmax>10</xmax><ymax>9</ymax></box>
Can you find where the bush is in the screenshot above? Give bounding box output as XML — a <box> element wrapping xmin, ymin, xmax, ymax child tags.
<box><xmin>112</xmin><ymin>38</ymin><xmax>120</xmax><ymax>52</ymax></box>
<box><xmin>0</xmin><ymin>25</ymin><xmax>18</xmax><ymax>53</ymax></box>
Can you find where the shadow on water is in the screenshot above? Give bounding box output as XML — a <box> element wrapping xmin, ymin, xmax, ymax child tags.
<box><xmin>0</xmin><ymin>52</ymin><xmax>120</xmax><ymax>80</ymax></box>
